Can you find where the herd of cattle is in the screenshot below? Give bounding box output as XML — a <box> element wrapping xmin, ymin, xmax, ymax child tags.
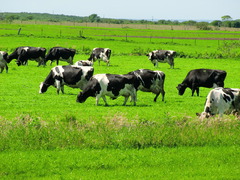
<box><xmin>1</xmin><ymin>46</ymin><xmax>240</xmax><ymax>119</ymax></box>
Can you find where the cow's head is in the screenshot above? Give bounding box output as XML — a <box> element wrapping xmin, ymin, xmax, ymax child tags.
<box><xmin>76</xmin><ymin>92</ymin><xmax>87</xmax><ymax>103</ymax></box>
<box><xmin>176</xmin><ymin>83</ymin><xmax>187</xmax><ymax>95</ymax></box>
<box><xmin>146</xmin><ymin>52</ymin><xmax>158</xmax><ymax>66</ymax></box>
<box><xmin>166</xmin><ymin>50</ymin><xmax>176</xmax><ymax>58</ymax></box>
<box><xmin>146</xmin><ymin>52</ymin><xmax>153</xmax><ymax>60</ymax></box>
<box><xmin>196</xmin><ymin>112</ymin><xmax>211</xmax><ymax>119</ymax></box>
<box><xmin>39</xmin><ymin>82</ymin><xmax>49</xmax><ymax>94</ymax></box>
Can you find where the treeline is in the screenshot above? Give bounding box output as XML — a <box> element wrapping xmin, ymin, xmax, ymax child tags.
<box><xmin>1</xmin><ymin>12</ymin><xmax>240</xmax><ymax>29</ymax></box>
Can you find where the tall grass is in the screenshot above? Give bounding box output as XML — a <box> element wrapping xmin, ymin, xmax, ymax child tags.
<box><xmin>0</xmin><ymin>113</ymin><xmax>239</xmax><ymax>151</ymax></box>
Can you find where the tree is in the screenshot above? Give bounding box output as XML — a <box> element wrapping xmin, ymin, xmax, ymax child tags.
<box><xmin>196</xmin><ymin>22</ymin><xmax>211</xmax><ymax>30</ymax></box>
<box><xmin>88</xmin><ymin>14</ymin><xmax>100</xmax><ymax>22</ymax></box>
<box><xmin>211</xmin><ymin>20</ymin><xmax>222</xmax><ymax>27</ymax></box>
<box><xmin>221</xmin><ymin>15</ymin><xmax>232</xmax><ymax>21</ymax></box>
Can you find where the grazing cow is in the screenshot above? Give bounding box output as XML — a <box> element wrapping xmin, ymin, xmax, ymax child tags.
<box><xmin>39</xmin><ymin>65</ymin><xmax>94</xmax><ymax>94</ymax></box>
<box><xmin>146</xmin><ymin>50</ymin><xmax>176</xmax><ymax>68</ymax></box>
<box><xmin>197</xmin><ymin>87</ymin><xmax>240</xmax><ymax>118</ymax></box>
<box><xmin>74</xmin><ymin>60</ymin><xmax>93</xmax><ymax>66</ymax></box>
<box><xmin>7</xmin><ymin>46</ymin><xmax>46</xmax><ymax>66</ymax></box>
<box><xmin>177</xmin><ymin>69</ymin><xmax>227</xmax><ymax>96</ymax></box>
<box><xmin>76</xmin><ymin>74</ymin><xmax>139</xmax><ymax>106</ymax></box>
<box><xmin>0</xmin><ymin>51</ymin><xmax>8</xmax><ymax>73</ymax></box>
<box><xmin>128</xmin><ymin>69</ymin><xmax>165</xmax><ymax>102</ymax></box>
<box><xmin>45</xmin><ymin>47</ymin><xmax>76</xmax><ymax>65</ymax></box>
<box><xmin>88</xmin><ymin>48</ymin><xmax>111</xmax><ymax>66</ymax></box>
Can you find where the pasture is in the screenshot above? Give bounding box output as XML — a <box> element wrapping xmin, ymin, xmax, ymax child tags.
<box><xmin>0</xmin><ymin>23</ymin><xmax>240</xmax><ymax>179</ymax></box>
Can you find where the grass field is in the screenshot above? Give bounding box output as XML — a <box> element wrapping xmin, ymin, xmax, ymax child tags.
<box><xmin>0</xmin><ymin>22</ymin><xmax>240</xmax><ymax>179</ymax></box>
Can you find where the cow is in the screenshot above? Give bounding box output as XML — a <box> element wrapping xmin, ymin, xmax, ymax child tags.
<box><xmin>128</xmin><ymin>69</ymin><xmax>165</xmax><ymax>102</ymax></box>
<box><xmin>39</xmin><ymin>65</ymin><xmax>94</xmax><ymax>94</ymax></box>
<box><xmin>74</xmin><ymin>60</ymin><xmax>93</xmax><ymax>66</ymax></box>
<box><xmin>197</xmin><ymin>88</ymin><xmax>240</xmax><ymax>118</ymax></box>
<box><xmin>88</xmin><ymin>48</ymin><xmax>111</xmax><ymax>66</ymax></box>
<box><xmin>0</xmin><ymin>51</ymin><xmax>8</xmax><ymax>73</ymax></box>
<box><xmin>146</xmin><ymin>50</ymin><xmax>176</xmax><ymax>68</ymax></box>
<box><xmin>177</xmin><ymin>69</ymin><xmax>227</xmax><ymax>96</ymax></box>
<box><xmin>76</xmin><ymin>74</ymin><xmax>139</xmax><ymax>106</ymax></box>
<box><xmin>7</xmin><ymin>46</ymin><xmax>46</xmax><ymax>66</ymax></box>
<box><xmin>45</xmin><ymin>47</ymin><xmax>76</xmax><ymax>65</ymax></box>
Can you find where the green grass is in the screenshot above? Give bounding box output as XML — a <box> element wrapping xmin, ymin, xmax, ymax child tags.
<box><xmin>1</xmin><ymin>147</ymin><xmax>240</xmax><ymax>179</ymax></box>
<box><xmin>0</xmin><ymin>23</ymin><xmax>240</xmax><ymax>179</ymax></box>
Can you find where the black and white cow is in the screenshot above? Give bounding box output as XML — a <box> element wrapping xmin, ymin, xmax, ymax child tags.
<box><xmin>7</xmin><ymin>46</ymin><xmax>46</xmax><ymax>66</ymax></box>
<box><xmin>177</xmin><ymin>69</ymin><xmax>227</xmax><ymax>96</ymax></box>
<box><xmin>45</xmin><ymin>47</ymin><xmax>76</xmax><ymax>65</ymax></box>
<box><xmin>76</xmin><ymin>74</ymin><xmax>139</xmax><ymax>106</ymax></box>
<box><xmin>0</xmin><ymin>51</ymin><xmax>8</xmax><ymax>73</ymax></box>
<box><xmin>74</xmin><ymin>60</ymin><xmax>93</xmax><ymax>66</ymax></box>
<box><xmin>197</xmin><ymin>88</ymin><xmax>240</xmax><ymax>118</ymax></box>
<box><xmin>88</xmin><ymin>48</ymin><xmax>111</xmax><ymax>66</ymax></box>
<box><xmin>146</xmin><ymin>50</ymin><xmax>176</xmax><ymax>68</ymax></box>
<box><xmin>128</xmin><ymin>69</ymin><xmax>165</xmax><ymax>102</ymax></box>
<box><xmin>39</xmin><ymin>65</ymin><xmax>94</xmax><ymax>94</ymax></box>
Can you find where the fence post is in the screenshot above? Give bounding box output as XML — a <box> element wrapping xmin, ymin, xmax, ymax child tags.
<box><xmin>126</xmin><ymin>33</ymin><xmax>128</xmax><ymax>41</ymax></box>
<box><xmin>18</xmin><ymin>28</ymin><xmax>21</xmax><ymax>35</ymax></box>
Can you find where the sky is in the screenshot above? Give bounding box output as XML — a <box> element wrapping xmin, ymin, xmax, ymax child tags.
<box><xmin>1</xmin><ymin>0</ymin><xmax>239</xmax><ymax>21</ymax></box>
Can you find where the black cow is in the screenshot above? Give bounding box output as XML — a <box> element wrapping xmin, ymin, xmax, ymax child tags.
<box><xmin>39</xmin><ymin>65</ymin><xmax>94</xmax><ymax>94</ymax></box>
<box><xmin>177</xmin><ymin>69</ymin><xmax>227</xmax><ymax>96</ymax></box>
<box><xmin>88</xmin><ymin>48</ymin><xmax>111</xmax><ymax>66</ymax></box>
<box><xmin>128</xmin><ymin>69</ymin><xmax>165</xmax><ymax>102</ymax></box>
<box><xmin>146</xmin><ymin>50</ymin><xmax>176</xmax><ymax>68</ymax></box>
<box><xmin>7</xmin><ymin>46</ymin><xmax>46</xmax><ymax>66</ymax></box>
<box><xmin>76</xmin><ymin>74</ymin><xmax>139</xmax><ymax>106</ymax></box>
<box><xmin>45</xmin><ymin>47</ymin><xmax>76</xmax><ymax>65</ymax></box>
<box><xmin>0</xmin><ymin>51</ymin><xmax>8</xmax><ymax>73</ymax></box>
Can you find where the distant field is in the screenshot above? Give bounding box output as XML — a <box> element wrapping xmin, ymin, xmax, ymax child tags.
<box><xmin>0</xmin><ymin>22</ymin><xmax>240</xmax><ymax>179</ymax></box>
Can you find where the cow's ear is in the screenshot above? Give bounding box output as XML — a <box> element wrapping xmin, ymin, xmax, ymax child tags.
<box><xmin>196</xmin><ymin>113</ymin><xmax>201</xmax><ymax>116</ymax></box>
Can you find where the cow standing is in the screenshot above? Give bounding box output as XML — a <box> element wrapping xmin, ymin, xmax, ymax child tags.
<box><xmin>128</xmin><ymin>69</ymin><xmax>165</xmax><ymax>102</ymax></box>
<box><xmin>88</xmin><ymin>48</ymin><xmax>111</xmax><ymax>66</ymax></box>
<box><xmin>7</xmin><ymin>46</ymin><xmax>46</xmax><ymax>66</ymax></box>
<box><xmin>146</xmin><ymin>50</ymin><xmax>176</xmax><ymax>68</ymax></box>
<box><xmin>0</xmin><ymin>51</ymin><xmax>8</xmax><ymax>73</ymax></box>
<box><xmin>39</xmin><ymin>65</ymin><xmax>94</xmax><ymax>94</ymax></box>
<box><xmin>177</xmin><ymin>69</ymin><xmax>227</xmax><ymax>96</ymax></box>
<box><xmin>45</xmin><ymin>47</ymin><xmax>76</xmax><ymax>65</ymax></box>
<box><xmin>197</xmin><ymin>88</ymin><xmax>240</xmax><ymax>118</ymax></box>
<box><xmin>76</xmin><ymin>74</ymin><xmax>139</xmax><ymax>106</ymax></box>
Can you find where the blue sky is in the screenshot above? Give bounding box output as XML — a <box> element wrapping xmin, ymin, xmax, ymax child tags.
<box><xmin>1</xmin><ymin>0</ymin><xmax>239</xmax><ymax>21</ymax></box>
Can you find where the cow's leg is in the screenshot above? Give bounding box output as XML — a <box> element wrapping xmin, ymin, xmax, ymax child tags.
<box><xmin>168</xmin><ymin>57</ymin><xmax>174</xmax><ymax>69</ymax></box>
<box><xmin>56</xmin><ymin>80</ymin><xmax>61</xmax><ymax>94</ymax></box>
<box><xmin>154</xmin><ymin>89</ymin><xmax>165</xmax><ymax>102</ymax></box>
<box><xmin>0</xmin><ymin>67</ymin><xmax>3</xmax><ymax>73</ymax></box>
<box><xmin>129</xmin><ymin>90</ymin><xmax>137</xmax><ymax>106</ymax></box>
<box><xmin>196</xmin><ymin>88</ymin><xmax>200</xmax><ymax>96</ymax></box>
<box><xmin>154</xmin><ymin>93</ymin><xmax>159</xmax><ymax>102</ymax></box>
<box><xmin>5</xmin><ymin>64</ymin><xmax>8</xmax><ymax>73</ymax></box>
<box><xmin>95</xmin><ymin>94</ymin><xmax>104</xmax><ymax>106</ymax></box>
<box><xmin>191</xmin><ymin>88</ymin><xmax>195</xmax><ymax>96</ymax></box>
<box><xmin>60</xmin><ymin>86</ymin><xmax>64</xmax><ymax>94</ymax></box>
<box><xmin>102</xmin><ymin>96</ymin><xmax>109</xmax><ymax>106</ymax></box>
<box><xmin>123</xmin><ymin>96</ymin><xmax>130</xmax><ymax>106</ymax></box>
